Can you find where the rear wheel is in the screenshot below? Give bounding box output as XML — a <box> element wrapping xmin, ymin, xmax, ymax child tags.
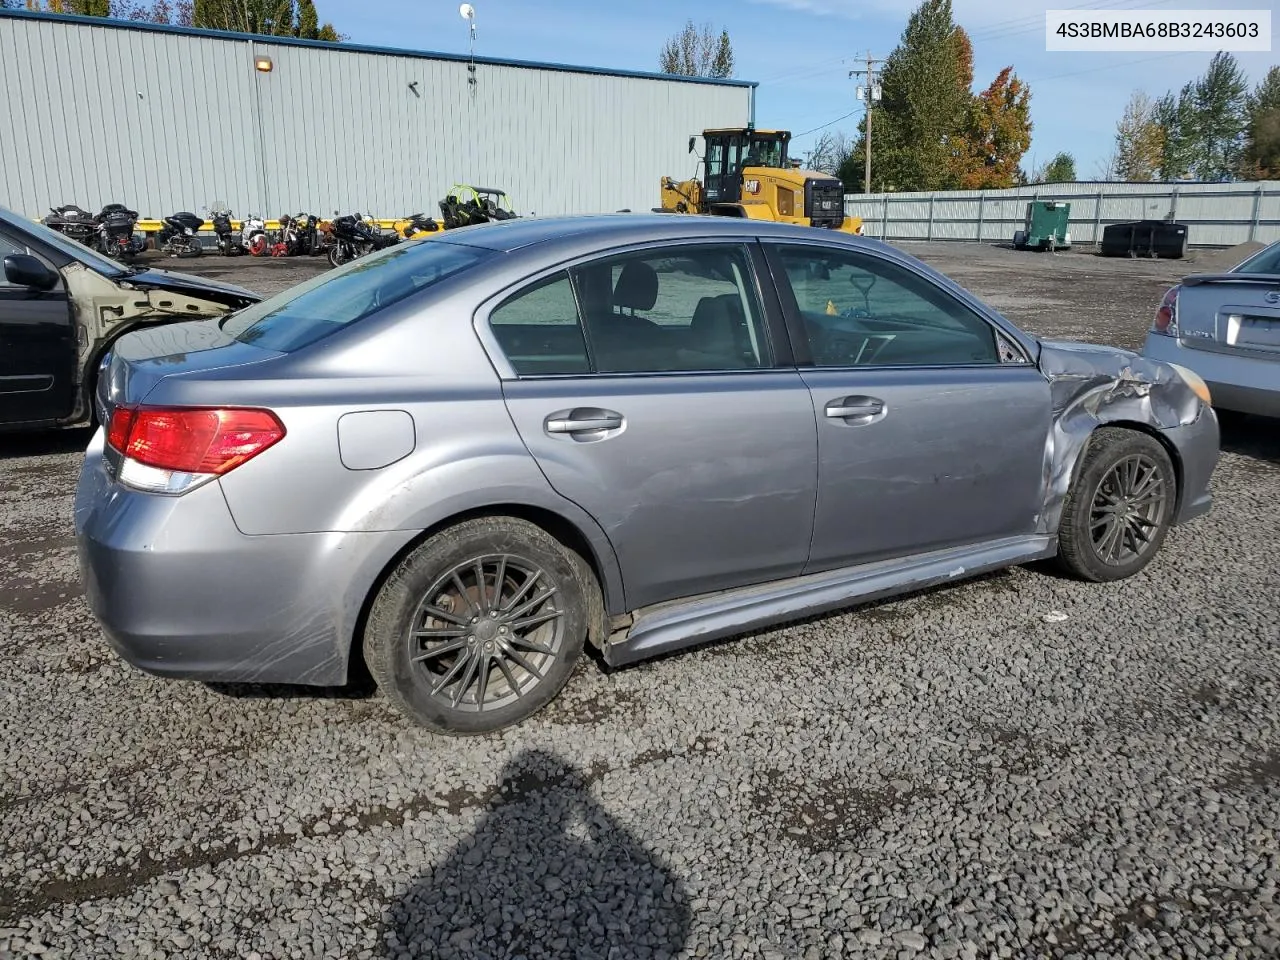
<box><xmin>363</xmin><ymin>517</ymin><xmax>592</xmax><ymax>734</ymax></box>
<box><xmin>1056</xmin><ymin>427</ymin><xmax>1176</xmax><ymax>582</ymax></box>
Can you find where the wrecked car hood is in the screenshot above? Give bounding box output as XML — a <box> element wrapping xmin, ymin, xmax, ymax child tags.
<box><xmin>122</xmin><ymin>267</ymin><xmax>260</xmax><ymax>309</ymax></box>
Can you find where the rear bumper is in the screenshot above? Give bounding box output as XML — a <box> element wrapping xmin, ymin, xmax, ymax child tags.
<box><xmin>74</xmin><ymin>430</ymin><xmax>416</xmax><ymax>686</ymax></box>
<box><xmin>1143</xmin><ymin>333</ymin><xmax>1280</xmax><ymax>418</ymax></box>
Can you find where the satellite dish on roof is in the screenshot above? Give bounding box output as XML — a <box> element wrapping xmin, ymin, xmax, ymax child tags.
<box><xmin>459</xmin><ymin>3</ymin><xmax>475</xmax><ymax>20</ymax></box>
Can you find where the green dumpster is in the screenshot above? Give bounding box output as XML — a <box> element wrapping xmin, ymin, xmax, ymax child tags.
<box><xmin>1012</xmin><ymin>200</ymin><xmax>1071</xmax><ymax>251</ymax></box>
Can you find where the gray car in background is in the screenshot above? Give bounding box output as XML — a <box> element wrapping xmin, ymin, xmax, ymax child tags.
<box><xmin>1143</xmin><ymin>238</ymin><xmax>1280</xmax><ymax>418</ymax></box>
<box><xmin>75</xmin><ymin>215</ymin><xmax>1220</xmax><ymax>734</ymax></box>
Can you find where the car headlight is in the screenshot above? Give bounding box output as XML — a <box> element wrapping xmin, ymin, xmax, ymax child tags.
<box><xmin>1168</xmin><ymin>362</ymin><xmax>1212</xmax><ymax>406</ymax></box>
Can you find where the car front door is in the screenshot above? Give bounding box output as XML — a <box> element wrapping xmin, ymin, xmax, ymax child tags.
<box><xmin>764</xmin><ymin>240</ymin><xmax>1053</xmax><ymax>574</ymax></box>
<box><xmin>0</xmin><ymin>229</ymin><xmax>76</xmax><ymax>426</ymax></box>
<box><xmin>485</xmin><ymin>241</ymin><xmax>817</xmax><ymax>611</ymax></box>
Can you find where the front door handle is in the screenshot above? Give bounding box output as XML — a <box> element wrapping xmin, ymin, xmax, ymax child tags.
<box><xmin>825</xmin><ymin>396</ymin><xmax>885</xmax><ymax>422</ymax></box>
<box><xmin>545</xmin><ymin>407</ymin><xmax>624</xmax><ymax>436</ymax></box>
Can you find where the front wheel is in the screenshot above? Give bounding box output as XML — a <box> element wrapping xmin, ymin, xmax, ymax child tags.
<box><xmin>327</xmin><ymin>241</ymin><xmax>352</xmax><ymax>268</ymax></box>
<box><xmin>1056</xmin><ymin>427</ymin><xmax>1177</xmax><ymax>582</ymax></box>
<box><xmin>362</xmin><ymin>517</ymin><xmax>593</xmax><ymax>734</ymax></box>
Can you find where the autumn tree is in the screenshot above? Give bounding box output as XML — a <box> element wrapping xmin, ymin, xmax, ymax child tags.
<box><xmin>947</xmin><ymin>66</ymin><xmax>1032</xmax><ymax>188</ymax></box>
<box><xmin>1114</xmin><ymin>91</ymin><xmax>1164</xmax><ymax>181</ymax></box>
<box><xmin>1241</xmin><ymin>67</ymin><xmax>1280</xmax><ymax>179</ymax></box>
<box><xmin>659</xmin><ymin>20</ymin><xmax>734</xmax><ymax>79</ymax></box>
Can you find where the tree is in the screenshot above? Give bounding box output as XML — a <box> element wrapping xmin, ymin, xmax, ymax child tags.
<box><xmin>947</xmin><ymin>66</ymin><xmax>1033</xmax><ymax>189</ymax></box>
<box><xmin>1154</xmin><ymin>85</ymin><xmax>1195</xmax><ymax>180</ymax></box>
<box><xmin>659</xmin><ymin>20</ymin><xmax>734</xmax><ymax>79</ymax></box>
<box><xmin>1114</xmin><ymin>91</ymin><xmax>1164</xmax><ymax>181</ymax></box>
<box><xmin>803</xmin><ymin>131</ymin><xmax>853</xmax><ymax>176</ymax></box>
<box><xmin>1241</xmin><ymin>66</ymin><xmax>1280</xmax><ymax>179</ymax></box>
<box><xmin>1188</xmin><ymin>51</ymin><xmax>1249</xmax><ymax>180</ymax></box>
<box><xmin>861</xmin><ymin>0</ymin><xmax>972</xmax><ymax>191</ymax></box>
<box><xmin>1039</xmin><ymin>151</ymin><xmax>1075</xmax><ymax>183</ymax></box>
<box><xmin>191</xmin><ymin>0</ymin><xmax>339</xmax><ymax>39</ymax></box>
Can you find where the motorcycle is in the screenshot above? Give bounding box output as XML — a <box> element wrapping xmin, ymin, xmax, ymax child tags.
<box><xmin>326</xmin><ymin>213</ymin><xmax>399</xmax><ymax>267</ymax></box>
<box><xmin>42</xmin><ymin>204</ymin><xmax>98</xmax><ymax>247</ymax></box>
<box><xmin>209</xmin><ymin>204</ymin><xmax>244</xmax><ymax>256</ymax></box>
<box><xmin>393</xmin><ymin>212</ymin><xmax>441</xmax><ymax>239</ymax></box>
<box><xmin>240</xmin><ymin>214</ymin><xmax>269</xmax><ymax>257</ymax></box>
<box><xmin>95</xmin><ymin>204</ymin><xmax>145</xmax><ymax>260</ymax></box>
<box><xmin>279</xmin><ymin>212</ymin><xmax>322</xmax><ymax>256</ymax></box>
<box><xmin>156</xmin><ymin>211</ymin><xmax>205</xmax><ymax>258</ymax></box>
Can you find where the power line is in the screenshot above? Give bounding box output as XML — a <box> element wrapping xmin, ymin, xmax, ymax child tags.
<box><xmin>793</xmin><ymin>109</ymin><xmax>860</xmax><ymax>138</ymax></box>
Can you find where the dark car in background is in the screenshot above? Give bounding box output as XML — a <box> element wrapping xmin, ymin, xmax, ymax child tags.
<box><xmin>0</xmin><ymin>206</ymin><xmax>259</xmax><ymax>432</ymax></box>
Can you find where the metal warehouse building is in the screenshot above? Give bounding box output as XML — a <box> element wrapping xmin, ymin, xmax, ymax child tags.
<box><xmin>0</xmin><ymin>10</ymin><xmax>754</xmax><ymax>222</ymax></box>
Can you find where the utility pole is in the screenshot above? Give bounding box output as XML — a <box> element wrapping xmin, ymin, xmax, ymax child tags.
<box><xmin>849</xmin><ymin>51</ymin><xmax>883</xmax><ymax>193</ymax></box>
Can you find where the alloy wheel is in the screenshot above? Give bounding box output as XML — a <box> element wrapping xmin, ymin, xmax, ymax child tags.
<box><xmin>1089</xmin><ymin>453</ymin><xmax>1169</xmax><ymax>566</ymax></box>
<box><xmin>407</xmin><ymin>555</ymin><xmax>566</xmax><ymax>713</ymax></box>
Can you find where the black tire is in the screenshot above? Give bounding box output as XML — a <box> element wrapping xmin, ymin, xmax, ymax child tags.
<box><xmin>1056</xmin><ymin>427</ymin><xmax>1177</xmax><ymax>582</ymax></box>
<box><xmin>363</xmin><ymin>517</ymin><xmax>594</xmax><ymax>734</ymax></box>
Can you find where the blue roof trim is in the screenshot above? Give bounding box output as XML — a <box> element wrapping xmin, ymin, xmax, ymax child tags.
<box><xmin>0</xmin><ymin>9</ymin><xmax>757</xmax><ymax>88</ymax></box>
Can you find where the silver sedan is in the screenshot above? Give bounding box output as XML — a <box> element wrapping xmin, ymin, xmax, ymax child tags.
<box><xmin>75</xmin><ymin>215</ymin><xmax>1220</xmax><ymax>733</ymax></box>
<box><xmin>1143</xmin><ymin>238</ymin><xmax>1280</xmax><ymax>418</ymax></box>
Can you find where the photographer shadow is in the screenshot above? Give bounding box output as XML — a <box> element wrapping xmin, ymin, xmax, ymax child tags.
<box><xmin>381</xmin><ymin>748</ymin><xmax>691</xmax><ymax>960</ymax></box>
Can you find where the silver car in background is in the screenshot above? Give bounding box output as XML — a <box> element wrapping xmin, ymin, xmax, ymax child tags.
<box><xmin>1143</xmin><ymin>239</ymin><xmax>1280</xmax><ymax>418</ymax></box>
<box><xmin>76</xmin><ymin>215</ymin><xmax>1219</xmax><ymax>734</ymax></box>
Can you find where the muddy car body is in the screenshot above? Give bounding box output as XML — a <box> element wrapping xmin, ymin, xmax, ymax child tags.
<box><xmin>0</xmin><ymin>206</ymin><xmax>259</xmax><ymax>432</ymax></box>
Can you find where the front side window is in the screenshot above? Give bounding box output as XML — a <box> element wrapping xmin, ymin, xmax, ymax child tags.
<box><xmin>569</xmin><ymin>245</ymin><xmax>771</xmax><ymax>374</ymax></box>
<box><xmin>772</xmin><ymin>244</ymin><xmax>1000</xmax><ymax>367</ymax></box>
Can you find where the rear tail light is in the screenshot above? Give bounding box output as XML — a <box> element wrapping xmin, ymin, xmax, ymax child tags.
<box><xmin>106</xmin><ymin>406</ymin><xmax>285</xmax><ymax>494</ymax></box>
<box><xmin>1152</xmin><ymin>285</ymin><xmax>1180</xmax><ymax>336</ymax></box>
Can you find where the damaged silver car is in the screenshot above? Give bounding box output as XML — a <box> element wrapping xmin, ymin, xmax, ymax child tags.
<box><xmin>75</xmin><ymin>215</ymin><xmax>1219</xmax><ymax>733</ymax></box>
<box><xmin>0</xmin><ymin>205</ymin><xmax>259</xmax><ymax>432</ymax></box>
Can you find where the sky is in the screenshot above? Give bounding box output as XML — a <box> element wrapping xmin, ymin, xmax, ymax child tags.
<box><xmin>321</xmin><ymin>0</ymin><xmax>1278</xmax><ymax>178</ymax></box>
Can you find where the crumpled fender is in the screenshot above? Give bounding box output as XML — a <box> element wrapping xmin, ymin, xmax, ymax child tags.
<box><xmin>1037</xmin><ymin>339</ymin><xmax>1203</xmax><ymax>535</ymax></box>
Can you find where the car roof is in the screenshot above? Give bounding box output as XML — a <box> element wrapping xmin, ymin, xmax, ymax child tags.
<box><xmin>436</xmin><ymin>213</ymin><xmax>879</xmax><ymax>254</ymax></box>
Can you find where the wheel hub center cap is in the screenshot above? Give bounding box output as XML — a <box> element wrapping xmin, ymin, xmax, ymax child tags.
<box><xmin>475</xmin><ymin>619</ymin><xmax>500</xmax><ymax>642</ymax></box>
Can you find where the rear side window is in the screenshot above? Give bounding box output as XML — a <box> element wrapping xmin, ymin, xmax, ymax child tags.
<box><xmin>490</xmin><ymin>273</ymin><xmax>590</xmax><ymax>376</ymax></box>
<box><xmin>224</xmin><ymin>240</ymin><xmax>492</xmax><ymax>352</ymax></box>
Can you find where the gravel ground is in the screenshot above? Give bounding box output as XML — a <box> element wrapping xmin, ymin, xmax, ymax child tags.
<box><xmin>1</xmin><ymin>242</ymin><xmax>1277</xmax><ymax>960</ymax></box>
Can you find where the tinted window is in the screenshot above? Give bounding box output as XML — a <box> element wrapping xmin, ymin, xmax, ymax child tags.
<box><xmin>1</xmin><ymin>212</ymin><xmax>128</xmax><ymax>278</ymax></box>
<box><xmin>1235</xmin><ymin>241</ymin><xmax>1280</xmax><ymax>275</ymax></box>
<box><xmin>223</xmin><ymin>240</ymin><xmax>491</xmax><ymax>352</ymax></box>
<box><xmin>569</xmin><ymin>245</ymin><xmax>770</xmax><ymax>374</ymax></box>
<box><xmin>489</xmin><ymin>273</ymin><xmax>589</xmax><ymax>376</ymax></box>
<box><xmin>0</xmin><ymin>231</ymin><xmax>57</xmax><ymax>288</ymax></box>
<box><xmin>773</xmin><ymin>244</ymin><xmax>999</xmax><ymax>367</ymax></box>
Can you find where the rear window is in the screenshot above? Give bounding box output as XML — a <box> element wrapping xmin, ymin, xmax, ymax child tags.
<box><xmin>222</xmin><ymin>240</ymin><xmax>492</xmax><ymax>352</ymax></box>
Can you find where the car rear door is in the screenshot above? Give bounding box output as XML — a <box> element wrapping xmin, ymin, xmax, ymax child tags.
<box><xmin>0</xmin><ymin>228</ymin><xmax>76</xmax><ymax>426</ymax></box>
<box><xmin>763</xmin><ymin>240</ymin><xmax>1052</xmax><ymax>574</ymax></box>
<box><xmin>484</xmin><ymin>240</ymin><xmax>817</xmax><ymax>611</ymax></box>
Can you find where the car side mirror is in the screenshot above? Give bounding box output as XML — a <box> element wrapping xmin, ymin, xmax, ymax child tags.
<box><xmin>3</xmin><ymin>254</ymin><xmax>59</xmax><ymax>291</ymax></box>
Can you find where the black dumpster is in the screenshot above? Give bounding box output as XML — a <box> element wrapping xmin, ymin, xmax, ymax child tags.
<box><xmin>1099</xmin><ymin>219</ymin><xmax>1189</xmax><ymax>259</ymax></box>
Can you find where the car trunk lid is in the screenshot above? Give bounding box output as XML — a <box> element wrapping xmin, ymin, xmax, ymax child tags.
<box><xmin>1176</xmin><ymin>273</ymin><xmax>1280</xmax><ymax>357</ymax></box>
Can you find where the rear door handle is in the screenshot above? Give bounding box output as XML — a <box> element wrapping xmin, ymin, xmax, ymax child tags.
<box><xmin>825</xmin><ymin>396</ymin><xmax>885</xmax><ymax>421</ymax></box>
<box><xmin>545</xmin><ymin>408</ymin><xmax>624</xmax><ymax>436</ymax></box>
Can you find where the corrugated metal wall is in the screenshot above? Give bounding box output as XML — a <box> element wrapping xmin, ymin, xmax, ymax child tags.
<box><xmin>847</xmin><ymin>181</ymin><xmax>1280</xmax><ymax>247</ymax></box>
<box><xmin>0</xmin><ymin>13</ymin><xmax>751</xmax><ymax>221</ymax></box>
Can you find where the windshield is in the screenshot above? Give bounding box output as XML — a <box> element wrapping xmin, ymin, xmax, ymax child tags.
<box><xmin>222</xmin><ymin>239</ymin><xmax>493</xmax><ymax>352</ymax></box>
<box><xmin>5</xmin><ymin>209</ymin><xmax>130</xmax><ymax>278</ymax></box>
<box><xmin>748</xmin><ymin>137</ymin><xmax>787</xmax><ymax>169</ymax></box>
<box><xmin>1233</xmin><ymin>240</ymin><xmax>1280</xmax><ymax>275</ymax></box>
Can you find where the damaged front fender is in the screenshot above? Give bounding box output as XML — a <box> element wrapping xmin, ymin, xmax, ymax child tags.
<box><xmin>1037</xmin><ymin>339</ymin><xmax>1214</xmax><ymax>535</ymax></box>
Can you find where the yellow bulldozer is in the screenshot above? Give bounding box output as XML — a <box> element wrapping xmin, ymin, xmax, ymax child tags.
<box><xmin>659</xmin><ymin>127</ymin><xmax>862</xmax><ymax>234</ymax></box>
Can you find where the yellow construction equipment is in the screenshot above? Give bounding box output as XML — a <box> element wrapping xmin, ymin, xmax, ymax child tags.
<box><xmin>659</xmin><ymin>128</ymin><xmax>862</xmax><ymax>234</ymax></box>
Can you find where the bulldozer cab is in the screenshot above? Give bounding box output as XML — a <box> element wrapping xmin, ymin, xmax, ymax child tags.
<box><xmin>699</xmin><ymin>129</ymin><xmax>790</xmax><ymax>206</ymax></box>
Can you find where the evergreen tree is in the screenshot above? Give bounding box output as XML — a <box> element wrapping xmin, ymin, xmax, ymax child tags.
<box><xmin>1041</xmin><ymin>152</ymin><xmax>1075</xmax><ymax>183</ymax></box>
<box><xmin>1154</xmin><ymin>85</ymin><xmax>1195</xmax><ymax>180</ymax></box>
<box><xmin>659</xmin><ymin>20</ymin><xmax>734</xmax><ymax>79</ymax></box>
<box><xmin>1241</xmin><ymin>66</ymin><xmax>1280</xmax><ymax>179</ymax></box>
<box><xmin>1188</xmin><ymin>51</ymin><xmax>1249</xmax><ymax>180</ymax></box>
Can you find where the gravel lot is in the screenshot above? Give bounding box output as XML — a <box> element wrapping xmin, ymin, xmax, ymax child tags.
<box><xmin>1</xmin><ymin>242</ymin><xmax>1277</xmax><ymax>960</ymax></box>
